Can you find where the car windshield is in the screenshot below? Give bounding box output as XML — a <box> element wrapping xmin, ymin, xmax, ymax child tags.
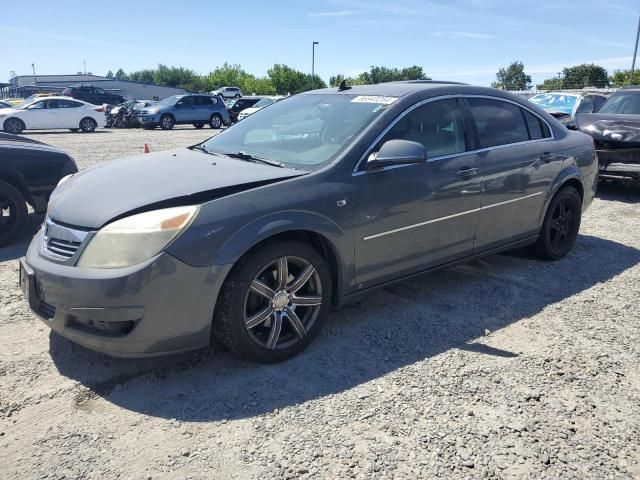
<box><xmin>201</xmin><ymin>93</ymin><xmax>397</xmax><ymax>171</ymax></box>
<box><xmin>529</xmin><ymin>93</ymin><xmax>579</xmax><ymax>114</ymax></box>
<box><xmin>158</xmin><ymin>95</ymin><xmax>179</xmax><ymax>106</ymax></box>
<box><xmin>254</xmin><ymin>98</ymin><xmax>278</xmax><ymax>108</ymax></box>
<box><xmin>597</xmin><ymin>92</ymin><xmax>640</xmax><ymax>115</ymax></box>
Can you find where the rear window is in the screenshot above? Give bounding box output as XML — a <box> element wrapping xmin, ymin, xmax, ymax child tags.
<box><xmin>467</xmin><ymin>98</ymin><xmax>530</xmax><ymax>148</ymax></box>
<box><xmin>522</xmin><ymin>109</ymin><xmax>551</xmax><ymax>140</ymax></box>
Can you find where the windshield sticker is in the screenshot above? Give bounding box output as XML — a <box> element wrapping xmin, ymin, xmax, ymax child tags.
<box><xmin>351</xmin><ymin>95</ymin><xmax>397</xmax><ymax>105</ymax></box>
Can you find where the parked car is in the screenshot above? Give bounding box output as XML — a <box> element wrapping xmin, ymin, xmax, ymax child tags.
<box><xmin>569</xmin><ymin>86</ymin><xmax>640</xmax><ymax>181</ymax></box>
<box><xmin>237</xmin><ymin>96</ymin><xmax>285</xmax><ymax>120</ymax></box>
<box><xmin>19</xmin><ymin>81</ymin><xmax>596</xmax><ymax>362</ymax></box>
<box><xmin>225</xmin><ymin>96</ymin><xmax>264</xmax><ymax>122</ymax></box>
<box><xmin>0</xmin><ymin>97</ymin><xmax>106</xmax><ymax>134</ymax></box>
<box><xmin>61</xmin><ymin>84</ymin><xmax>125</xmax><ymax>106</ymax></box>
<box><xmin>138</xmin><ymin>94</ymin><xmax>230</xmax><ymax>130</ymax></box>
<box><xmin>0</xmin><ymin>100</ymin><xmax>12</xmax><ymax>109</ymax></box>
<box><xmin>211</xmin><ymin>87</ymin><xmax>243</xmax><ymax>99</ymax></box>
<box><xmin>1</xmin><ymin>98</ymin><xmax>25</xmax><ymax>106</ymax></box>
<box><xmin>0</xmin><ymin>133</ymin><xmax>77</xmax><ymax>246</ymax></box>
<box><xmin>529</xmin><ymin>91</ymin><xmax>607</xmax><ymax>124</ymax></box>
<box><xmin>106</xmin><ymin>100</ymin><xmax>158</xmax><ymax>128</ymax></box>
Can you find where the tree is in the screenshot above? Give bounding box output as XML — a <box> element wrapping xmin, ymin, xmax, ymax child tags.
<box><xmin>561</xmin><ymin>64</ymin><xmax>609</xmax><ymax>89</ymax></box>
<box><xmin>330</xmin><ymin>65</ymin><xmax>428</xmax><ymax>87</ymax></box>
<box><xmin>536</xmin><ymin>77</ymin><xmax>563</xmax><ymax>90</ymax></box>
<box><xmin>267</xmin><ymin>64</ymin><xmax>326</xmax><ymax>94</ymax></box>
<box><xmin>610</xmin><ymin>69</ymin><xmax>640</xmax><ymax>87</ymax></box>
<box><xmin>492</xmin><ymin>61</ymin><xmax>531</xmax><ymax>90</ymax></box>
<box><xmin>203</xmin><ymin>63</ymin><xmax>277</xmax><ymax>95</ymax></box>
<box><xmin>114</xmin><ymin>68</ymin><xmax>127</xmax><ymax>80</ymax></box>
<box><xmin>106</xmin><ymin>70</ymin><xmax>114</xmax><ymax>79</ymax></box>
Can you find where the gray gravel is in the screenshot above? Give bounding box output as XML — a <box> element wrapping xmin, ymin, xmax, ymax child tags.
<box><xmin>1</xmin><ymin>128</ymin><xmax>639</xmax><ymax>479</ymax></box>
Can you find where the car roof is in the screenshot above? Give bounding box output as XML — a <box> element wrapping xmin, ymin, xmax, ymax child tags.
<box><xmin>304</xmin><ymin>80</ymin><xmax>479</xmax><ymax>97</ymax></box>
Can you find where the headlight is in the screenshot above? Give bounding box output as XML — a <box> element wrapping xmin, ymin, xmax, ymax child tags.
<box><xmin>77</xmin><ymin>206</ymin><xmax>198</xmax><ymax>268</ymax></box>
<box><xmin>146</xmin><ymin>108</ymin><xmax>159</xmax><ymax>114</ymax></box>
<box><xmin>57</xmin><ymin>174</ymin><xmax>74</xmax><ymax>187</ymax></box>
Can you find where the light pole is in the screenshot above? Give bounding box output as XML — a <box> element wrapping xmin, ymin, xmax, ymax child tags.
<box><xmin>631</xmin><ymin>14</ymin><xmax>640</xmax><ymax>84</ymax></box>
<box><xmin>312</xmin><ymin>41</ymin><xmax>319</xmax><ymax>90</ymax></box>
<box><xmin>557</xmin><ymin>72</ymin><xmax>562</xmax><ymax>90</ymax></box>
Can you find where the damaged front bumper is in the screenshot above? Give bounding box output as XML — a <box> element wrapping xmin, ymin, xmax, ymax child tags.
<box><xmin>596</xmin><ymin>146</ymin><xmax>640</xmax><ymax>180</ymax></box>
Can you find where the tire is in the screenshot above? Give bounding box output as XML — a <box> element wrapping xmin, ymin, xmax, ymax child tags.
<box><xmin>79</xmin><ymin>117</ymin><xmax>97</xmax><ymax>133</ymax></box>
<box><xmin>209</xmin><ymin>114</ymin><xmax>223</xmax><ymax>129</ymax></box>
<box><xmin>3</xmin><ymin>118</ymin><xmax>25</xmax><ymax>134</ymax></box>
<box><xmin>193</xmin><ymin>122</ymin><xmax>205</xmax><ymax>129</ymax></box>
<box><xmin>160</xmin><ymin>114</ymin><xmax>174</xmax><ymax>130</ymax></box>
<box><xmin>213</xmin><ymin>240</ymin><xmax>332</xmax><ymax>363</ymax></box>
<box><xmin>234</xmin><ymin>94</ymin><xmax>241</xmax><ymax>98</ymax></box>
<box><xmin>0</xmin><ymin>180</ymin><xmax>28</xmax><ymax>247</ymax></box>
<box><xmin>534</xmin><ymin>186</ymin><xmax>582</xmax><ymax>260</ymax></box>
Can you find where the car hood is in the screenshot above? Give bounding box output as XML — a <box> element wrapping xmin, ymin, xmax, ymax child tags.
<box><xmin>575</xmin><ymin>113</ymin><xmax>640</xmax><ymax>144</ymax></box>
<box><xmin>47</xmin><ymin>148</ymin><xmax>305</xmax><ymax>229</ymax></box>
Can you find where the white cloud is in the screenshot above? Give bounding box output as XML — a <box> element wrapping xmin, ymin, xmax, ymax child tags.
<box><xmin>429</xmin><ymin>30</ymin><xmax>495</xmax><ymax>40</ymax></box>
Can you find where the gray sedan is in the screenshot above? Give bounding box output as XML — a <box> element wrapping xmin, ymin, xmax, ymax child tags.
<box><xmin>20</xmin><ymin>81</ymin><xmax>597</xmax><ymax>363</ymax></box>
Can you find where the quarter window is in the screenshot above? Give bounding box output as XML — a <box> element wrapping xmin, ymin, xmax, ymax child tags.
<box><xmin>378</xmin><ymin>99</ymin><xmax>466</xmax><ymax>158</ymax></box>
<box><xmin>58</xmin><ymin>100</ymin><xmax>82</xmax><ymax>108</ymax></box>
<box><xmin>467</xmin><ymin>98</ymin><xmax>529</xmax><ymax>148</ymax></box>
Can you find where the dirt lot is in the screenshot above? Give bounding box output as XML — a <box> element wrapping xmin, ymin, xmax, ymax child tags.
<box><xmin>1</xmin><ymin>128</ymin><xmax>639</xmax><ymax>479</ymax></box>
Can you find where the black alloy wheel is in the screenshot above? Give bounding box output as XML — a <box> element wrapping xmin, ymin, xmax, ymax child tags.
<box><xmin>0</xmin><ymin>180</ymin><xmax>28</xmax><ymax>247</ymax></box>
<box><xmin>535</xmin><ymin>186</ymin><xmax>582</xmax><ymax>260</ymax></box>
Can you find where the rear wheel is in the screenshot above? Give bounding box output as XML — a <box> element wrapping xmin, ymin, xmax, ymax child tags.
<box><xmin>160</xmin><ymin>114</ymin><xmax>174</xmax><ymax>130</ymax></box>
<box><xmin>4</xmin><ymin>118</ymin><xmax>25</xmax><ymax>134</ymax></box>
<box><xmin>79</xmin><ymin>117</ymin><xmax>97</xmax><ymax>133</ymax></box>
<box><xmin>214</xmin><ymin>241</ymin><xmax>331</xmax><ymax>363</ymax></box>
<box><xmin>209</xmin><ymin>114</ymin><xmax>223</xmax><ymax>129</ymax></box>
<box><xmin>534</xmin><ymin>186</ymin><xmax>582</xmax><ymax>260</ymax></box>
<box><xmin>0</xmin><ymin>180</ymin><xmax>28</xmax><ymax>247</ymax></box>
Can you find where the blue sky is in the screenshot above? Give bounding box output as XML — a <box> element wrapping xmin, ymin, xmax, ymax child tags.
<box><xmin>1</xmin><ymin>0</ymin><xmax>638</xmax><ymax>86</ymax></box>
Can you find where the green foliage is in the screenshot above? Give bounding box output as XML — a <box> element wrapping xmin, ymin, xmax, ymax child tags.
<box><xmin>114</xmin><ymin>68</ymin><xmax>127</xmax><ymax>80</ymax></box>
<box><xmin>538</xmin><ymin>64</ymin><xmax>610</xmax><ymax>90</ymax></box>
<box><xmin>106</xmin><ymin>70</ymin><xmax>114</xmax><ymax>79</ymax></box>
<box><xmin>267</xmin><ymin>64</ymin><xmax>326</xmax><ymax>94</ymax></box>
<box><xmin>203</xmin><ymin>63</ymin><xmax>276</xmax><ymax>95</ymax></box>
<box><xmin>330</xmin><ymin>65</ymin><xmax>428</xmax><ymax>87</ymax></box>
<box><xmin>610</xmin><ymin>69</ymin><xmax>640</xmax><ymax>87</ymax></box>
<box><xmin>492</xmin><ymin>61</ymin><xmax>531</xmax><ymax>90</ymax></box>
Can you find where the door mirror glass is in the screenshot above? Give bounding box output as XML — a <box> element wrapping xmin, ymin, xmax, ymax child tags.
<box><xmin>367</xmin><ymin>139</ymin><xmax>427</xmax><ymax>169</ymax></box>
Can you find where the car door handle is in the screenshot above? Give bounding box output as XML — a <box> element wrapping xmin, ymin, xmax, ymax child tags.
<box><xmin>456</xmin><ymin>167</ymin><xmax>480</xmax><ymax>178</ymax></box>
<box><xmin>540</xmin><ymin>152</ymin><xmax>554</xmax><ymax>163</ymax></box>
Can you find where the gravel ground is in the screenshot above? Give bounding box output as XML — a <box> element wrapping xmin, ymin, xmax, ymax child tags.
<box><xmin>1</xmin><ymin>128</ymin><xmax>639</xmax><ymax>479</ymax></box>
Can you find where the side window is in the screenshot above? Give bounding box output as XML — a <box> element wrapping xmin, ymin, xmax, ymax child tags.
<box><xmin>523</xmin><ymin>109</ymin><xmax>545</xmax><ymax>140</ymax></box>
<box><xmin>467</xmin><ymin>98</ymin><xmax>529</xmax><ymax>148</ymax></box>
<box><xmin>59</xmin><ymin>100</ymin><xmax>82</xmax><ymax>108</ymax></box>
<box><xmin>28</xmin><ymin>101</ymin><xmax>47</xmax><ymax>110</ymax></box>
<box><xmin>181</xmin><ymin>97</ymin><xmax>194</xmax><ymax>107</ymax></box>
<box><xmin>377</xmin><ymin>99</ymin><xmax>466</xmax><ymax>158</ymax></box>
<box><xmin>200</xmin><ymin>96</ymin><xmax>214</xmax><ymax>106</ymax></box>
<box><xmin>593</xmin><ymin>96</ymin><xmax>607</xmax><ymax>111</ymax></box>
<box><xmin>576</xmin><ymin>96</ymin><xmax>595</xmax><ymax>114</ymax></box>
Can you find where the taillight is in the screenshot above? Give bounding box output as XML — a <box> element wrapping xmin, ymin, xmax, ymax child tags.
<box><xmin>94</xmin><ymin>107</ymin><xmax>104</xmax><ymax>112</ymax></box>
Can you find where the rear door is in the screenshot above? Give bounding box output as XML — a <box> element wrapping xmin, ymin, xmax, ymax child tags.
<box><xmin>465</xmin><ymin>97</ymin><xmax>559</xmax><ymax>251</ymax></box>
<box><xmin>197</xmin><ymin>96</ymin><xmax>214</xmax><ymax>121</ymax></box>
<box><xmin>353</xmin><ymin>98</ymin><xmax>482</xmax><ymax>286</ymax></box>
<box><xmin>57</xmin><ymin>99</ymin><xmax>85</xmax><ymax>128</ymax></box>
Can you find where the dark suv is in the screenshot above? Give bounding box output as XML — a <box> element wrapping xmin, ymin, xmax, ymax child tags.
<box><xmin>61</xmin><ymin>85</ymin><xmax>125</xmax><ymax>106</ymax></box>
<box><xmin>138</xmin><ymin>94</ymin><xmax>231</xmax><ymax>130</ymax></box>
<box><xmin>225</xmin><ymin>96</ymin><xmax>264</xmax><ymax>122</ymax></box>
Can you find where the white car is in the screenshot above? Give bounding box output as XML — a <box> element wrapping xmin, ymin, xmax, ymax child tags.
<box><xmin>237</xmin><ymin>96</ymin><xmax>285</xmax><ymax>120</ymax></box>
<box><xmin>0</xmin><ymin>96</ymin><xmax>106</xmax><ymax>134</ymax></box>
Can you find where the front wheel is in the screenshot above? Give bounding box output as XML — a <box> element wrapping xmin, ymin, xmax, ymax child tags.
<box><xmin>209</xmin><ymin>114</ymin><xmax>222</xmax><ymax>129</ymax></box>
<box><xmin>79</xmin><ymin>117</ymin><xmax>97</xmax><ymax>133</ymax></box>
<box><xmin>534</xmin><ymin>186</ymin><xmax>582</xmax><ymax>260</ymax></box>
<box><xmin>214</xmin><ymin>241</ymin><xmax>332</xmax><ymax>363</ymax></box>
<box><xmin>160</xmin><ymin>114</ymin><xmax>174</xmax><ymax>130</ymax></box>
<box><xmin>4</xmin><ymin>118</ymin><xmax>25</xmax><ymax>134</ymax></box>
<box><xmin>0</xmin><ymin>180</ymin><xmax>28</xmax><ymax>247</ymax></box>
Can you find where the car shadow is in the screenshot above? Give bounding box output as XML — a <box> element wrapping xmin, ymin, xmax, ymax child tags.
<box><xmin>597</xmin><ymin>180</ymin><xmax>640</xmax><ymax>203</ymax></box>
<box><xmin>0</xmin><ymin>214</ymin><xmax>42</xmax><ymax>262</ymax></box>
<box><xmin>49</xmin><ymin>233</ymin><xmax>640</xmax><ymax>422</ymax></box>
<box><xmin>23</xmin><ymin>130</ymin><xmax>112</xmax><ymax>135</ymax></box>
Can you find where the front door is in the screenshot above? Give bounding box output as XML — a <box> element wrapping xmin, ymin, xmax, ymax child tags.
<box><xmin>174</xmin><ymin>96</ymin><xmax>196</xmax><ymax>122</ymax></box>
<box><xmin>465</xmin><ymin>97</ymin><xmax>561</xmax><ymax>251</ymax></box>
<box><xmin>353</xmin><ymin>98</ymin><xmax>482</xmax><ymax>287</ymax></box>
<box><xmin>25</xmin><ymin>100</ymin><xmax>59</xmax><ymax>129</ymax></box>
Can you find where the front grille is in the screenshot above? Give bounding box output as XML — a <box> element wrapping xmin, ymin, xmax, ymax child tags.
<box><xmin>46</xmin><ymin>238</ymin><xmax>81</xmax><ymax>259</ymax></box>
<box><xmin>41</xmin><ymin>217</ymin><xmax>90</xmax><ymax>263</ymax></box>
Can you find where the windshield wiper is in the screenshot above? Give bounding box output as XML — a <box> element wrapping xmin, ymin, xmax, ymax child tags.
<box><xmin>224</xmin><ymin>151</ymin><xmax>286</xmax><ymax>168</ymax></box>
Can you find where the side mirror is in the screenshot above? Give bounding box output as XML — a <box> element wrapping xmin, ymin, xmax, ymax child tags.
<box><xmin>367</xmin><ymin>139</ymin><xmax>427</xmax><ymax>170</ymax></box>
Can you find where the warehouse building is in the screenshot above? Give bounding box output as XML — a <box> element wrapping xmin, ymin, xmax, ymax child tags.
<box><xmin>3</xmin><ymin>74</ymin><xmax>186</xmax><ymax>100</ymax></box>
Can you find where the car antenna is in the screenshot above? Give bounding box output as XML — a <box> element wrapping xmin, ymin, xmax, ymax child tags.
<box><xmin>338</xmin><ymin>80</ymin><xmax>352</xmax><ymax>92</ymax></box>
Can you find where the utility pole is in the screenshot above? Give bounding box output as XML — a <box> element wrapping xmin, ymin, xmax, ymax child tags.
<box><xmin>311</xmin><ymin>41</ymin><xmax>319</xmax><ymax>90</ymax></box>
<box><xmin>631</xmin><ymin>14</ymin><xmax>640</xmax><ymax>84</ymax></box>
<box><xmin>31</xmin><ymin>63</ymin><xmax>37</xmax><ymax>86</ymax></box>
<box><xmin>83</xmin><ymin>60</ymin><xmax>87</xmax><ymax>81</ymax></box>
<box><xmin>557</xmin><ymin>72</ymin><xmax>562</xmax><ymax>90</ymax></box>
